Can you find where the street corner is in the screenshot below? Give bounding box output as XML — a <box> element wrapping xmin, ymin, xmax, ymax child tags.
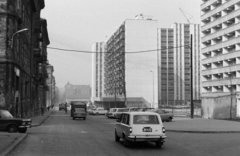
<box><xmin>0</xmin><ymin>133</ymin><xmax>27</xmax><ymax>156</ymax></box>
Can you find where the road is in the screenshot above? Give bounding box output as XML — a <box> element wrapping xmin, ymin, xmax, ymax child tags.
<box><xmin>7</xmin><ymin>110</ymin><xmax>240</xmax><ymax>156</ymax></box>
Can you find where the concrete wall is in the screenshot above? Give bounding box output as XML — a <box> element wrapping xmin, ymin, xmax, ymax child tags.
<box><xmin>202</xmin><ymin>95</ymin><xmax>237</xmax><ymax>119</ymax></box>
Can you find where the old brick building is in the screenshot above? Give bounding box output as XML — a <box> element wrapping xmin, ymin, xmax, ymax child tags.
<box><xmin>0</xmin><ymin>0</ymin><xmax>50</xmax><ymax>117</ymax></box>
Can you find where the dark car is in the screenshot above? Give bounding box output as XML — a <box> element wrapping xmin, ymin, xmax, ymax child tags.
<box><xmin>59</xmin><ymin>103</ymin><xmax>65</xmax><ymax>111</ymax></box>
<box><xmin>0</xmin><ymin>109</ymin><xmax>32</xmax><ymax>133</ymax></box>
<box><xmin>153</xmin><ymin>109</ymin><xmax>173</xmax><ymax>122</ymax></box>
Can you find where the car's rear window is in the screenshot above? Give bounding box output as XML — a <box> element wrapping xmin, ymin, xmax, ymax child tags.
<box><xmin>75</xmin><ymin>108</ymin><xmax>85</xmax><ymax>113</ymax></box>
<box><xmin>133</xmin><ymin>115</ymin><xmax>159</xmax><ymax>124</ymax></box>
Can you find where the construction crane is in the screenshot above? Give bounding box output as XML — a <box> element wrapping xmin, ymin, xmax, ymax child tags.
<box><xmin>179</xmin><ymin>8</ymin><xmax>194</xmax><ymax>24</ymax></box>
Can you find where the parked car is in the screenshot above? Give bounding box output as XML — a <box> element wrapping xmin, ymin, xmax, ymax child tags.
<box><xmin>92</xmin><ymin>107</ymin><xmax>108</xmax><ymax>115</ymax></box>
<box><xmin>114</xmin><ymin>108</ymin><xmax>130</xmax><ymax>119</ymax></box>
<box><xmin>128</xmin><ymin>107</ymin><xmax>155</xmax><ymax>112</ymax></box>
<box><xmin>153</xmin><ymin>109</ymin><xmax>173</xmax><ymax>122</ymax></box>
<box><xmin>0</xmin><ymin>109</ymin><xmax>31</xmax><ymax>133</ymax></box>
<box><xmin>115</xmin><ymin>112</ymin><xmax>166</xmax><ymax>147</ymax></box>
<box><xmin>106</xmin><ymin>108</ymin><xmax>117</xmax><ymax>118</ymax></box>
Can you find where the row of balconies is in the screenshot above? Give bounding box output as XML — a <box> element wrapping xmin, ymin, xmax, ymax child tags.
<box><xmin>203</xmin><ymin>56</ymin><xmax>240</xmax><ymax>70</ymax></box>
<box><xmin>201</xmin><ymin>0</ymin><xmax>239</xmax><ymax>18</ymax></box>
<box><xmin>202</xmin><ymin>19</ymin><xmax>240</xmax><ymax>42</ymax></box>
<box><xmin>202</xmin><ymin>84</ymin><xmax>240</xmax><ymax>93</ymax></box>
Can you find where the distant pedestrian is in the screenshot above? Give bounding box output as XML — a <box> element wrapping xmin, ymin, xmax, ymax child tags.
<box><xmin>41</xmin><ymin>106</ymin><xmax>44</xmax><ymax>116</ymax></box>
<box><xmin>47</xmin><ymin>106</ymin><xmax>50</xmax><ymax>111</ymax></box>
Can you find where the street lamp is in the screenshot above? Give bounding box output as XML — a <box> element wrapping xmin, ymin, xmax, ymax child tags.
<box><xmin>11</xmin><ymin>28</ymin><xmax>28</xmax><ymax>48</ymax></box>
<box><xmin>150</xmin><ymin>70</ymin><xmax>154</xmax><ymax>108</ymax></box>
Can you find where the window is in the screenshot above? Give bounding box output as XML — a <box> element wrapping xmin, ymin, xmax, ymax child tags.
<box><xmin>133</xmin><ymin>115</ymin><xmax>159</xmax><ymax>124</ymax></box>
<box><xmin>121</xmin><ymin>114</ymin><xmax>129</xmax><ymax>125</ymax></box>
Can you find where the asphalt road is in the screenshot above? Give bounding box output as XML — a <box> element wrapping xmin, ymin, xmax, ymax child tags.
<box><xmin>7</xmin><ymin>110</ymin><xmax>240</xmax><ymax>156</ymax></box>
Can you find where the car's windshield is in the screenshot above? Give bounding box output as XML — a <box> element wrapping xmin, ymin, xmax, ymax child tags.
<box><xmin>0</xmin><ymin>110</ymin><xmax>13</xmax><ymax>119</ymax></box>
<box><xmin>133</xmin><ymin>115</ymin><xmax>159</xmax><ymax>124</ymax></box>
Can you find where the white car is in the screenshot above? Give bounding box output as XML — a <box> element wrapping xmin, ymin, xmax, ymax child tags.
<box><xmin>115</xmin><ymin>112</ymin><xmax>166</xmax><ymax>147</ymax></box>
<box><xmin>92</xmin><ymin>107</ymin><xmax>108</xmax><ymax>115</ymax></box>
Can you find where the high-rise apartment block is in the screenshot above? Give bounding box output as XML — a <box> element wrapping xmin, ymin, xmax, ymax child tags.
<box><xmin>91</xmin><ymin>42</ymin><xmax>105</xmax><ymax>105</ymax></box>
<box><xmin>92</xmin><ymin>14</ymin><xmax>158</xmax><ymax>108</ymax></box>
<box><xmin>201</xmin><ymin>0</ymin><xmax>240</xmax><ymax>96</ymax></box>
<box><xmin>159</xmin><ymin>23</ymin><xmax>201</xmax><ymax>105</ymax></box>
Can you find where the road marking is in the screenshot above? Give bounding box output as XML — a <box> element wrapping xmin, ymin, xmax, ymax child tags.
<box><xmin>80</xmin><ymin>131</ymin><xmax>88</xmax><ymax>133</ymax></box>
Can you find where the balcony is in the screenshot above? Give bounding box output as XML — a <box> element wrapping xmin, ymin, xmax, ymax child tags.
<box><xmin>202</xmin><ymin>50</ymin><xmax>240</xmax><ymax>64</ymax></box>
<box><xmin>202</xmin><ymin>19</ymin><xmax>240</xmax><ymax>42</ymax></box>
<box><xmin>202</xmin><ymin>63</ymin><xmax>240</xmax><ymax>75</ymax></box>
<box><xmin>202</xmin><ymin>77</ymin><xmax>240</xmax><ymax>87</ymax></box>
<box><xmin>201</xmin><ymin>0</ymin><xmax>237</xmax><ymax>21</ymax></box>
<box><xmin>202</xmin><ymin>36</ymin><xmax>240</xmax><ymax>53</ymax></box>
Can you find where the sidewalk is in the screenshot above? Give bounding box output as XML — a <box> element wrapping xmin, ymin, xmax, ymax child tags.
<box><xmin>165</xmin><ymin>117</ymin><xmax>240</xmax><ymax>133</ymax></box>
<box><xmin>0</xmin><ymin>110</ymin><xmax>52</xmax><ymax>156</ymax></box>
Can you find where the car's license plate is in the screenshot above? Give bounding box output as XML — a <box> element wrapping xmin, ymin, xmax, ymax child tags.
<box><xmin>143</xmin><ymin>127</ymin><xmax>152</xmax><ymax>132</ymax></box>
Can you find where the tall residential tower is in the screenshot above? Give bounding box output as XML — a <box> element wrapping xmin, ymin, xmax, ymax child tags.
<box><xmin>159</xmin><ymin>23</ymin><xmax>201</xmax><ymax>106</ymax></box>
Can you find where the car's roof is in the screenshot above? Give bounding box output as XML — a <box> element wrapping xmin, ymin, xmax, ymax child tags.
<box><xmin>122</xmin><ymin>112</ymin><xmax>158</xmax><ymax>115</ymax></box>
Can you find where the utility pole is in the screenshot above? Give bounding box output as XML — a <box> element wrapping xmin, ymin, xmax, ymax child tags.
<box><xmin>190</xmin><ymin>34</ymin><xmax>194</xmax><ymax>119</ymax></box>
<box><xmin>179</xmin><ymin>8</ymin><xmax>194</xmax><ymax>118</ymax></box>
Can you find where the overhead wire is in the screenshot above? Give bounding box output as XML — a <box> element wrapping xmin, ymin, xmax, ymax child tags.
<box><xmin>23</xmin><ymin>42</ymin><xmax>189</xmax><ymax>54</ymax></box>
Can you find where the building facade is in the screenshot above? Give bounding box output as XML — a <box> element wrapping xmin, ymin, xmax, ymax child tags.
<box><xmin>64</xmin><ymin>82</ymin><xmax>91</xmax><ymax>103</ymax></box>
<box><xmin>0</xmin><ymin>0</ymin><xmax>50</xmax><ymax>117</ymax></box>
<box><xmin>158</xmin><ymin>23</ymin><xmax>201</xmax><ymax>106</ymax></box>
<box><xmin>201</xmin><ymin>0</ymin><xmax>240</xmax><ymax>118</ymax></box>
<box><xmin>91</xmin><ymin>42</ymin><xmax>105</xmax><ymax>105</ymax></box>
<box><xmin>104</xmin><ymin>14</ymin><xmax>158</xmax><ymax>108</ymax></box>
<box><xmin>46</xmin><ymin>64</ymin><xmax>55</xmax><ymax>107</ymax></box>
<box><xmin>201</xmin><ymin>0</ymin><xmax>240</xmax><ymax>95</ymax></box>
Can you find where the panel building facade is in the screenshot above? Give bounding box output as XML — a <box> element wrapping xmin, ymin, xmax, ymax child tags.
<box><xmin>104</xmin><ymin>14</ymin><xmax>158</xmax><ymax>108</ymax></box>
<box><xmin>91</xmin><ymin>42</ymin><xmax>106</xmax><ymax>105</ymax></box>
<box><xmin>201</xmin><ymin>0</ymin><xmax>240</xmax><ymax>96</ymax></box>
<box><xmin>158</xmin><ymin>23</ymin><xmax>201</xmax><ymax>106</ymax></box>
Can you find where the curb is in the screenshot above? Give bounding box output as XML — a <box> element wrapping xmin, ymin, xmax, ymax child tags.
<box><xmin>31</xmin><ymin>111</ymin><xmax>53</xmax><ymax>127</ymax></box>
<box><xmin>166</xmin><ymin>129</ymin><xmax>240</xmax><ymax>133</ymax></box>
<box><xmin>0</xmin><ymin>134</ymin><xmax>27</xmax><ymax>156</ymax></box>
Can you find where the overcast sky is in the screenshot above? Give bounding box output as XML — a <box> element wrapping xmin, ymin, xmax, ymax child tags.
<box><xmin>41</xmin><ymin>0</ymin><xmax>201</xmax><ymax>88</ymax></box>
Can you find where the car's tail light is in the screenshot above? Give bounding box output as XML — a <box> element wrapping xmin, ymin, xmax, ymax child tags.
<box><xmin>129</xmin><ymin>127</ymin><xmax>132</xmax><ymax>133</ymax></box>
<box><xmin>162</xmin><ymin>127</ymin><xmax>165</xmax><ymax>133</ymax></box>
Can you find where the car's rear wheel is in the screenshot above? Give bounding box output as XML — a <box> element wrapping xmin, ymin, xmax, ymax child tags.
<box><xmin>7</xmin><ymin>125</ymin><xmax>18</xmax><ymax>133</ymax></box>
<box><xmin>115</xmin><ymin>131</ymin><xmax>120</xmax><ymax>142</ymax></box>
<box><xmin>83</xmin><ymin>117</ymin><xmax>86</xmax><ymax>120</ymax></box>
<box><xmin>73</xmin><ymin>117</ymin><xmax>75</xmax><ymax>120</ymax></box>
<box><xmin>155</xmin><ymin>141</ymin><xmax>162</xmax><ymax>148</ymax></box>
<box><xmin>18</xmin><ymin>128</ymin><xmax>27</xmax><ymax>133</ymax></box>
<box><xmin>123</xmin><ymin>135</ymin><xmax>130</xmax><ymax>147</ymax></box>
<box><xmin>96</xmin><ymin>112</ymin><xmax>99</xmax><ymax>115</ymax></box>
<box><xmin>168</xmin><ymin>117</ymin><xmax>173</xmax><ymax>122</ymax></box>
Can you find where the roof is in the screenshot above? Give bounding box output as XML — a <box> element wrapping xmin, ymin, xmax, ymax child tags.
<box><xmin>123</xmin><ymin>112</ymin><xmax>159</xmax><ymax>115</ymax></box>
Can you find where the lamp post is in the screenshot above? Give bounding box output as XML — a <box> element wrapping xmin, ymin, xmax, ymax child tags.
<box><xmin>11</xmin><ymin>28</ymin><xmax>28</xmax><ymax>48</ymax></box>
<box><xmin>150</xmin><ymin>70</ymin><xmax>154</xmax><ymax>108</ymax></box>
<box><xmin>10</xmin><ymin>28</ymin><xmax>29</xmax><ymax>118</ymax></box>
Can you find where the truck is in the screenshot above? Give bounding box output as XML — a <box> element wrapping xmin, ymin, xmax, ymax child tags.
<box><xmin>70</xmin><ymin>101</ymin><xmax>87</xmax><ymax>120</ymax></box>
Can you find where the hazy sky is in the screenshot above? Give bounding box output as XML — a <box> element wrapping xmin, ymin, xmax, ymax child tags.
<box><xmin>41</xmin><ymin>0</ymin><xmax>201</xmax><ymax>88</ymax></box>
